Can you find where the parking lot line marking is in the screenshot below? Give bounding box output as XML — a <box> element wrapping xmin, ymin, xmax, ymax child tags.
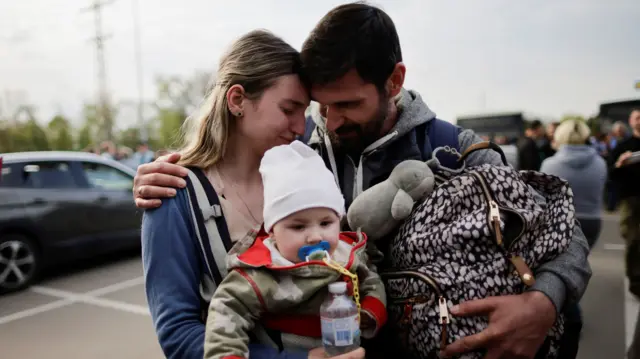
<box><xmin>30</xmin><ymin>286</ymin><xmax>150</xmax><ymax>316</ymax></box>
<box><xmin>601</xmin><ymin>213</ymin><xmax>620</xmax><ymax>222</ymax></box>
<box><xmin>0</xmin><ymin>298</ymin><xmax>73</xmax><ymax>325</ymax></box>
<box><xmin>0</xmin><ymin>276</ymin><xmax>150</xmax><ymax>326</ymax></box>
<box><xmin>626</xmin><ymin>279</ymin><xmax>639</xmax><ymax>350</ymax></box>
<box><xmin>86</xmin><ymin>276</ymin><xmax>145</xmax><ymax>297</ymax></box>
<box><xmin>604</xmin><ymin>244</ymin><xmax>626</xmax><ymax>251</ymax></box>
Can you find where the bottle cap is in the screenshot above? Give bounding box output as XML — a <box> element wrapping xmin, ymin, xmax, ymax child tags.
<box><xmin>328</xmin><ymin>281</ymin><xmax>347</xmax><ymax>294</ymax></box>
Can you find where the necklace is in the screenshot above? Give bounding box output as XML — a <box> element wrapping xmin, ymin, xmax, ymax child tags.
<box><xmin>217</xmin><ymin>168</ymin><xmax>262</xmax><ymax>225</ymax></box>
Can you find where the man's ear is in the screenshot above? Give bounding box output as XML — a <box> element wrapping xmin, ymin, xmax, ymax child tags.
<box><xmin>226</xmin><ymin>84</ymin><xmax>246</xmax><ymax>116</ymax></box>
<box><xmin>386</xmin><ymin>62</ymin><xmax>406</xmax><ymax>98</ymax></box>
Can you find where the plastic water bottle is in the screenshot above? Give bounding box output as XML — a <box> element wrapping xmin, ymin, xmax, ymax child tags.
<box><xmin>320</xmin><ymin>282</ymin><xmax>360</xmax><ymax>356</ymax></box>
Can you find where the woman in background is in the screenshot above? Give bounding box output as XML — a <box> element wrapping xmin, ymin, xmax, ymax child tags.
<box><xmin>541</xmin><ymin>118</ymin><xmax>607</xmax><ymax>249</ymax></box>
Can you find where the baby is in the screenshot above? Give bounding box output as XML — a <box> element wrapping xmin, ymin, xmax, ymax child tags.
<box><xmin>203</xmin><ymin>140</ymin><xmax>387</xmax><ymax>359</ymax></box>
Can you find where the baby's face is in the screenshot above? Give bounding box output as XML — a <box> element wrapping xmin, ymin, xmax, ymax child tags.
<box><xmin>271</xmin><ymin>207</ymin><xmax>341</xmax><ymax>263</ymax></box>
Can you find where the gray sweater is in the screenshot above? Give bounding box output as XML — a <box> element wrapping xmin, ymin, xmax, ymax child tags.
<box><xmin>541</xmin><ymin>145</ymin><xmax>607</xmax><ymax>219</ymax></box>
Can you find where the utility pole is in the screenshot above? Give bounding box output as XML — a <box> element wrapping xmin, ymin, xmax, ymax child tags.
<box><xmin>82</xmin><ymin>0</ymin><xmax>115</xmax><ymax>142</ymax></box>
<box><xmin>132</xmin><ymin>0</ymin><xmax>146</xmax><ymax>142</ymax></box>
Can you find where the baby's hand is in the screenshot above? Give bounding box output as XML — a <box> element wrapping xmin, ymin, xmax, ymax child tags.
<box><xmin>360</xmin><ymin>312</ymin><xmax>376</xmax><ymax>331</ymax></box>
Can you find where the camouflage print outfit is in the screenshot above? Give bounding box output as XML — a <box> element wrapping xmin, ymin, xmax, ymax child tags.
<box><xmin>203</xmin><ymin>231</ymin><xmax>387</xmax><ymax>359</ymax></box>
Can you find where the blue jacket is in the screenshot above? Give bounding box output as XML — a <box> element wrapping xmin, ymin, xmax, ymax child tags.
<box><xmin>142</xmin><ymin>190</ymin><xmax>307</xmax><ymax>359</ymax></box>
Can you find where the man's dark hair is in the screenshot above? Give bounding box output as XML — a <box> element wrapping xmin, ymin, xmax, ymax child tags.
<box><xmin>529</xmin><ymin>120</ymin><xmax>543</xmax><ymax>130</ymax></box>
<box><xmin>300</xmin><ymin>2</ymin><xmax>402</xmax><ymax>90</ymax></box>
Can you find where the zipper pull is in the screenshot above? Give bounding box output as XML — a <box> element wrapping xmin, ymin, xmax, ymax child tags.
<box><xmin>438</xmin><ymin>296</ymin><xmax>449</xmax><ymax>324</ymax></box>
<box><xmin>510</xmin><ymin>255</ymin><xmax>536</xmax><ymax>286</ymax></box>
<box><xmin>438</xmin><ymin>296</ymin><xmax>449</xmax><ymax>349</ymax></box>
<box><xmin>489</xmin><ymin>201</ymin><xmax>500</xmax><ymax>222</ymax></box>
<box><xmin>489</xmin><ymin>201</ymin><xmax>502</xmax><ymax>246</ymax></box>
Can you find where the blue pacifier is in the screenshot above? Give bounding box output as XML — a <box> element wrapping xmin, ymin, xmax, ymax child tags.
<box><xmin>298</xmin><ymin>241</ymin><xmax>331</xmax><ymax>262</ymax></box>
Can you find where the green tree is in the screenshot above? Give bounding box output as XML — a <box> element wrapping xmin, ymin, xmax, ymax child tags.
<box><xmin>152</xmin><ymin>71</ymin><xmax>210</xmax><ymax>149</ymax></box>
<box><xmin>118</xmin><ymin>126</ymin><xmax>142</xmax><ymax>150</ymax></box>
<box><xmin>155</xmin><ymin>71</ymin><xmax>210</xmax><ymax>114</ymax></box>
<box><xmin>0</xmin><ymin>121</ymin><xmax>14</xmax><ymax>153</ymax></box>
<box><xmin>157</xmin><ymin>108</ymin><xmax>185</xmax><ymax>149</ymax></box>
<box><xmin>83</xmin><ymin>102</ymin><xmax>118</xmax><ymax>143</ymax></box>
<box><xmin>48</xmin><ymin>115</ymin><xmax>74</xmax><ymax>150</ymax></box>
<box><xmin>24</xmin><ymin>118</ymin><xmax>50</xmax><ymax>151</ymax></box>
<box><xmin>76</xmin><ymin>124</ymin><xmax>93</xmax><ymax>151</ymax></box>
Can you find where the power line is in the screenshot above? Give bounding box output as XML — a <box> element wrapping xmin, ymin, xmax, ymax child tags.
<box><xmin>81</xmin><ymin>0</ymin><xmax>115</xmax><ymax>142</ymax></box>
<box><xmin>132</xmin><ymin>0</ymin><xmax>146</xmax><ymax>142</ymax></box>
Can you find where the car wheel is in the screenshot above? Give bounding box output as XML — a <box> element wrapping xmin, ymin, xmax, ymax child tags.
<box><xmin>0</xmin><ymin>234</ymin><xmax>40</xmax><ymax>294</ymax></box>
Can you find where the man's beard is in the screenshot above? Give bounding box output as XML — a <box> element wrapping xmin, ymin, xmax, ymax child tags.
<box><xmin>328</xmin><ymin>97</ymin><xmax>389</xmax><ymax>158</ymax></box>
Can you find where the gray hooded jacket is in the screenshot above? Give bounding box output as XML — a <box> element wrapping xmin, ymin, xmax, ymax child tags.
<box><xmin>306</xmin><ymin>88</ymin><xmax>591</xmax><ymax>313</ymax></box>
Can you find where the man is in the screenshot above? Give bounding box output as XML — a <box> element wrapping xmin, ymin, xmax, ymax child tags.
<box><xmin>517</xmin><ymin>120</ymin><xmax>546</xmax><ymax>171</ymax></box>
<box><xmin>133</xmin><ymin>3</ymin><xmax>591</xmax><ymax>358</ymax></box>
<box><xmin>606</xmin><ymin>121</ymin><xmax>630</xmax><ymax>210</ymax></box>
<box><xmin>540</xmin><ymin>121</ymin><xmax>559</xmax><ymax>159</ymax></box>
<box><xmin>610</xmin><ymin>121</ymin><xmax>629</xmax><ymax>150</ymax></box>
<box><xmin>609</xmin><ymin>109</ymin><xmax>640</xmax><ymax>297</ymax></box>
<box><xmin>609</xmin><ymin>109</ymin><xmax>640</xmax><ymax>359</ymax></box>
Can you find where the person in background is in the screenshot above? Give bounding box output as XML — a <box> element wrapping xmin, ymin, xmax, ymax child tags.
<box><xmin>100</xmin><ymin>141</ymin><xmax>117</xmax><ymax>160</ymax></box>
<box><xmin>611</xmin><ymin>109</ymin><xmax>640</xmax><ymax>359</ymax></box>
<box><xmin>606</xmin><ymin>121</ymin><xmax>629</xmax><ymax>211</ymax></box>
<box><xmin>540</xmin><ymin>118</ymin><xmax>606</xmax><ymax>358</ymax></box>
<box><xmin>130</xmin><ymin>141</ymin><xmax>155</xmax><ymax>167</ymax></box>
<box><xmin>609</xmin><ymin>109</ymin><xmax>640</xmax><ymax>298</ymax></box>
<box><xmin>117</xmin><ymin>146</ymin><xmax>133</xmax><ymax>161</ymax></box>
<box><xmin>609</xmin><ymin>121</ymin><xmax>629</xmax><ymax>150</ymax></box>
<box><xmin>589</xmin><ymin>133</ymin><xmax>610</xmax><ymax>158</ymax></box>
<box><xmin>540</xmin><ymin>121</ymin><xmax>559</xmax><ymax>159</ymax></box>
<box><xmin>517</xmin><ymin>120</ymin><xmax>546</xmax><ymax>170</ymax></box>
<box><xmin>541</xmin><ymin>119</ymin><xmax>607</xmax><ymax>249</ymax></box>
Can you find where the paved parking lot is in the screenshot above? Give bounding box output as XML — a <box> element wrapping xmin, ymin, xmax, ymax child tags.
<box><xmin>0</xmin><ymin>213</ymin><xmax>634</xmax><ymax>359</ymax></box>
<box><xmin>0</xmin><ymin>251</ymin><xmax>164</xmax><ymax>359</ymax></box>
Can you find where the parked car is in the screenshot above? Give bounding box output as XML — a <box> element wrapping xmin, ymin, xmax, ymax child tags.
<box><xmin>0</xmin><ymin>151</ymin><xmax>141</xmax><ymax>294</ymax></box>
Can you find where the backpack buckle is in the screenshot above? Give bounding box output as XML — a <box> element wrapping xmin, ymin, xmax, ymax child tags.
<box><xmin>431</xmin><ymin>146</ymin><xmax>465</xmax><ymax>173</ymax></box>
<box><xmin>201</xmin><ymin>204</ymin><xmax>222</xmax><ymax>219</ymax></box>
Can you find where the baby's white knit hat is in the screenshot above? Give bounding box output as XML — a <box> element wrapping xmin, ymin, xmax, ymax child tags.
<box><xmin>260</xmin><ymin>140</ymin><xmax>345</xmax><ymax>232</ymax></box>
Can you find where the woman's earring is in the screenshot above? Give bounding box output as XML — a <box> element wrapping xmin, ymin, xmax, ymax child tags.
<box><xmin>236</xmin><ymin>111</ymin><xmax>243</xmax><ymax>117</ymax></box>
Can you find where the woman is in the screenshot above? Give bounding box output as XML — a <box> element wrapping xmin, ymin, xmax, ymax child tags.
<box><xmin>141</xmin><ymin>29</ymin><xmax>364</xmax><ymax>359</ymax></box>
<box><xmin>540</xmin><ymin>118</ymin><xmax>607</xmax><ymax>249</ymax></box>
<box><xmin>539</xmin><ymin>118</ymin><xmax>606</xmax><ymax>359</ymax></box>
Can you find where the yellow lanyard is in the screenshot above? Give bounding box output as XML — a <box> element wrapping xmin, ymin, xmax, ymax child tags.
<box><xmin>322</xmin><ymin>257</ymin><xmax>361</xmax><ymax>322</ymax></box>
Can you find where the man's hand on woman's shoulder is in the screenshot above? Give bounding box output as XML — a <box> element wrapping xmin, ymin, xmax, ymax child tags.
<box><xmin>133</xmin><ymin>152</ymin><xmax>189</xmax><ymax>209</ymax></box>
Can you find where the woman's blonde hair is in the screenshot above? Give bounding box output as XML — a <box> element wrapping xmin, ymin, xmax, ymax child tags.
<box><xmin>178</xmin><ymin>30</ymin><xmax>305</xmax><ymax>169</ymax></box>
<box><xmin>554</xmin><ymin>118</ymin><xmax>591</xmax><ymax>146</ymax></box>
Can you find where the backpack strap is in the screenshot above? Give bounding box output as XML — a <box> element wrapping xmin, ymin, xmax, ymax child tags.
<box><xmin>416</xmin><ymin>118</ymin><xmax>461</xmax><ymax>169</ymax></box>
<box><xmin>184</xmin><ymin>167</ymin><xmax>232</xmax><ymax>287</ymax></box>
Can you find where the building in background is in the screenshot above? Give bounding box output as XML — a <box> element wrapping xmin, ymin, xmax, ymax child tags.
<box><xmin>598</xmin><ymin>99</ymin><xmax>640</xmax><ymax>134</ymax></box>
<box><xmin>456</xmin><ymin>112</ymin><xmax>529</xmax><ymax>145</ymax></box>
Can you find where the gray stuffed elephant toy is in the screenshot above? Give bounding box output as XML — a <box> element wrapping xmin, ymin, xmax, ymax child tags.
<box><xmin>347</xmin><ymin>160</ymin><xmax>436</xmax><ymax>242</ymax></box>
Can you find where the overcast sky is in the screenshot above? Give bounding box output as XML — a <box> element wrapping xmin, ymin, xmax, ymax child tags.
<box><xmin>1</xmin><ymin>0</ymin><xmax>639</xmax><ymax>128</ymax></box>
